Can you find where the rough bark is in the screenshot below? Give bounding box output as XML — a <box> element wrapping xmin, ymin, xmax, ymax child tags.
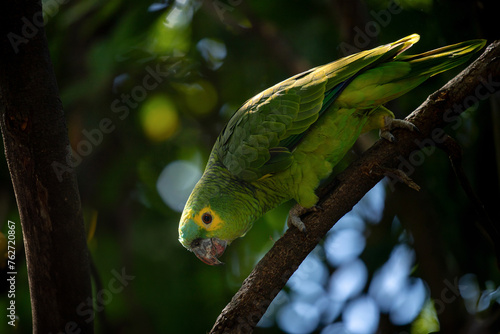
<box><xmin>0</xmin><ymin>1</ymin><xmax>94</xmax><ymax>333</ymax></box>
<box><xmin>210</xmin><ymin>40</ymin><xmax>500</xmax><ymax>334</ymax></box>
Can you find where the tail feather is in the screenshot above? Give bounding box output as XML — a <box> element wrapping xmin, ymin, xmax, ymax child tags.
<box><xmin>334</xmin><ymin>36</ymin><xmax>486</xmax><ymax>108</ymax></box>
<box><xmin>397</xmin><ymin>39</ymin><xmax>487</xmax><ymax>77</ymax></box>
<box><xmin>379</xmin><ymin>33</ymin><xmax>421</xmax><ymax>61</ymax></box>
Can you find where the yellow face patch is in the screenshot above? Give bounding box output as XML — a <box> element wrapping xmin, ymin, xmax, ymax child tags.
<box><xmin>191</xmin><ymin>206</ymin><xmax>224</xmax><ymax>231</ymax></box>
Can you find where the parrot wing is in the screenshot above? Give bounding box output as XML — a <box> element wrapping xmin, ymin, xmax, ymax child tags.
<box><xmin>213</xmin><ymin>34</ymin><xmax>419</xmax><ymax>182</ymax></box>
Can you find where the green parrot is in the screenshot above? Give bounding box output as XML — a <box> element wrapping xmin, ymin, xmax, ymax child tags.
<box><xmin>178</xmin><ymin>34</ymin><xmax>485</xmax><ymax>265</ymax></box>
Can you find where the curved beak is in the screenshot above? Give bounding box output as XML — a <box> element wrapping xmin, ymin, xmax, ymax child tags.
<box><xmin>191</xmin><ymin>238</ymin><xmax>227</xmax><ymax>266</ymax></box>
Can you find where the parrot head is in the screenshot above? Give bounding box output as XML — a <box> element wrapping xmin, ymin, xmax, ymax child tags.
<box><xmin>178</xmin><ymin>204</ymin><xmax>230</xmax><ymax>266</ymax></box>
<box><xmin>178</xmin><ymin>172</ymin><xmax>256</xmax><ymax>265</ymax></box>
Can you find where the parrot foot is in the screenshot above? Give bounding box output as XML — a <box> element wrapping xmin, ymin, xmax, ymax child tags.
<box><xmin>287</xmin><ymin>205</ymin><xmax>322</xmax><ymax>233</ymax></box>
<box><xmin>380</xmin><ymin>116</ymin><xmax>419</xmax><ymax>142</ymax></box>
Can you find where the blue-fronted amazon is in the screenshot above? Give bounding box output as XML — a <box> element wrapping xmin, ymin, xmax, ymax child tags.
<box><xmin>178</xmin><ymin>34</ymin><xmax>485</xmax><ymax>265</ymax></box>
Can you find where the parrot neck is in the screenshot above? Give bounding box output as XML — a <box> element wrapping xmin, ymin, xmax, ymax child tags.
<box><xmin>204</xmin><ymin>161</ymin><xmax>289</xmax><ymax>224</ymax></box>
<box><xmin>250</xmin><ymin>176</ymin><xmax>291</xmax><ymax>215</ymax></box>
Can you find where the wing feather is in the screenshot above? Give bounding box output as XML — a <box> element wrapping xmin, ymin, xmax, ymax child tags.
<box><xmin>213</xmin><ymin>34</ymin><xmax>421</xmax><ymax>181</ymax></box>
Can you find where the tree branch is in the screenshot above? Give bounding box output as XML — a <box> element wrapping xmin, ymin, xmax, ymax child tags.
<box><xmin>210</xmin><ymin>40</ymin><xmax>500</xmax><ymax>333</ymax></box>
<box><xmin>0</xmin><ymin>1</ymin><xmax>93</xmax><ymax>333</ymax></box>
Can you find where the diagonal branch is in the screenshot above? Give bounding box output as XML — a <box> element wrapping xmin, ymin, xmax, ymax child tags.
<box><xmin>210</xmin><ymin>40</ymin><xmax>500</xmax><ymax>334</ymax></box>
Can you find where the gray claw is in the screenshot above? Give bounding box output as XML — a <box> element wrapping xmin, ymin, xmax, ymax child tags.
<box><xmin>287</xmin><ymin>205</ymin><xmax>322</xmax><ymax>233</ymax></box>
<box><xmin>380</xmin><ymin>116</ymin><xmax>418</xmax><ymax>142</ymax></box>
<box><xmin>287</xmin><ymin>214</ymin><xmax>307</xmax><ymax>233</ymax></box>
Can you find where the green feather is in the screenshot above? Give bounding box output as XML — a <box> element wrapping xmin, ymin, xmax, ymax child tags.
<box><xmin>179</xmin><ymin>34</ymin><xmax>486</xmax><ymax>254</ymax></box>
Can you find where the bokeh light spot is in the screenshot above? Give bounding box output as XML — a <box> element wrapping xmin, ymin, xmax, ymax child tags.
<box><xmin>343</xmin><ymin>296</ymin><xmax>379</xmax><ymax>334</ymax></box>
<box><xmin>328</xmin><ymin>259</ymin><xmax>368</xmax><ymax>302</ymax></box>
<box><xmin>355</xmin><ymin>180</ymin><xmax>386</xmax><ymax>223</ymax></box>
<box><xmin>156</xmin><ymin>160</ymin><xmax>201</xmax><ymax>212</ymax></box>
<box><xmin>321</xmin><ymin>322</ymin><xmax>349</xmax><ymax>334</ymax></box>
<box><xmin>288</xmin><ymin>251</ymin><xmax>329</xmax><ymax>289</ymax></box>
<box><xmin>277</xmin><ymin>301</ymin><xmax>321</xmax><ymax>334</ymax></box>
<box><xmin>369</xmin><ymin>244</ymin><xmax>415</xmax><ymax>312</ymax></box>
<box><xmin>324</xmin><ymin>229</ymin><xmax>366</xmax><ymax>266</ymax></box>
<box><xmin>197</xmin><ymin>38</ymin><xmax>227</xmax><ymax>70</ymax></box>
<box><xmin>140</xmin><ymin>95</ymin><xmax>179</xmax><ymax>142</ymax></box>
<box><xmin>174</xmin><ymin>80</ymin><xmax>218</xmax><ymax>116</ymax></box>
<box><xmin>390</xmin><ymin>278</ymin><xmax>427</xmax><ymax>325</ymax></box>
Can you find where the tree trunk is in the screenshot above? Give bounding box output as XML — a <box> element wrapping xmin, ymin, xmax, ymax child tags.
<box><xmin>0</xmin><ymin>1</ymin><xmax>94</xmax><ymax>333</ymax></box>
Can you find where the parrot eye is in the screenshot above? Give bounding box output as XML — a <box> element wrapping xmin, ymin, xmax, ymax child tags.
<box><xmin>201</xmin><ymin>212</ymin><xmax>212</xmax><ymax>225</ymax></box>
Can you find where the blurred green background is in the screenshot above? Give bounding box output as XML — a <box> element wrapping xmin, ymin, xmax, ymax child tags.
<box><xmin>1</xmin><ymin>0</ymin><xmax>499</xmax><ymax>333</ymax></box>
